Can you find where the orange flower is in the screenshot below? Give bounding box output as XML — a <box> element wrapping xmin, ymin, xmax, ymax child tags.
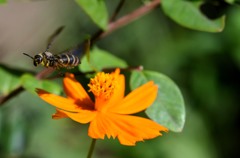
<box><xmin>36</xmin><ymin>69</ymin><xmax>168</xmax><ymax>146</ymax></box>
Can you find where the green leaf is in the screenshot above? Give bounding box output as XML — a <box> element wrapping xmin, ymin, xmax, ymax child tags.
<box><xmin>225</xmin><ymin>0</ymin><xmax>235</xmax><ymax>4</ymax></box>
<box><xmin>21</xmin><ymin>74</ymin><xmax>62</xmax><ymax>95</ymax></box>
<box><xmin>75</xmin><ymin>0</ymin><xmax>108</xmax><ymax>30</ymax></box>
<box><xmin>161</xmin><ymin>0</ymin><xmax>225</xmax><ymax>32</ymax></box>
<box><xmin>0</xmin><ymin>67</ymin><xmax>21</xmax><ymax>96</ymax></box>
<box><xmin>130</xmin><ymin>70</ymin><xmax>185</xmax><ymax>132</ymax></box>
<box><xmin>0</xmin><ymin>0</ymin><xmax>7</xmax><ymax>4</ymax></box>
<box><xmin>79</xmin><ymin>47</ymin><xmax>128</xmax><ymax>72</ymax></box>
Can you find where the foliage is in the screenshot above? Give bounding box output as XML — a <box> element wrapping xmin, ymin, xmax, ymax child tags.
<box><xmin>161</xmin><ymin>0</ymin><xmax>225</xmax><ymax>32</ymax></box>
<box><xmin>79</xmin><ymin>47</ymin><xmax>128</xmax><ymax>72</ymax></box>
<box><xmin>21</xmin><ymin>74</ymin><xmax>62</xmax><ymax>95</ymax></box>
<box><xmin>130</xmin><ymin>70</ymin><xmax>185</xmax><ymax>132</ymax></box>
<box><xmin>0</xmin><ymin>66</ymin><xmax>21</xmax><ymax>96</ymax></box>
<box><xmin>74</xmin><ymin>0</ymin><xmax>108</xmax><ymax>30</ymax></box>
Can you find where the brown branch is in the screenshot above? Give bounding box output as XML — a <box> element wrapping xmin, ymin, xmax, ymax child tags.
<box><xmin>35</xmin><ymin>67</ymin><xmax>55</xmax><ymax>79</ymax></box>
<box><xmin>48</xmin><ymin>65</ymin><xmax>144</xmax><ymax>79</ymax></box>
<box><xmin>99</xmin><ymin>0</ymin><xmax>160</xmax><ymax>39</ymax></box>
<box><xmin>91</xmin><ymin>0</ymin><xmax>126</xmax><ymax>44</ymax></box>
<box><xmin>109</xmin><ymin>0</ymin><xmax>126</xmax><ymax>22</ymax></box>
<box><xmin>101</xmin><ymin>65</ymin><xmax>144</xmax><ymax>73</ymax></box>
<box><xmin>0</xmin><ymin>86</ymin><xmax>24</xmax><ymax>105</ymax></box>
<box><xmin>0</xmin><ymin>0</ymin><xmax>161</xmax><ymax>106</ymax></box>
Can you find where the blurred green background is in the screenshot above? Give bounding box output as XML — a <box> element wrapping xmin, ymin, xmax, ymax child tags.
<box><xmin>0</xmin><ymin>0</ymin><xmax>240</xmax><ymax>158</ymax></box>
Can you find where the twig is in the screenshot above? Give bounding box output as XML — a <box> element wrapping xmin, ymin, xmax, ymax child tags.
<box><xmin>90</xmin><ymin>0</ymin><xmax>126</xmax><ymax>44</ymax></box>
<box><xmin>35</xmin><ymin>67</ymin><xmax>55</xmax><ymax>79</ymax></box>
<box><xmin>0</xmin><ymin>86</ymin><xmax>24</xmax><ymax>105</ymax></box>
<box><xmin>109</xmin><ymin>0</ymin><xmax>126</xmax><ymax>22</ymax></box>
<box><xmin>99</xmin><ymin>0</ymin><xmax>160</xmax><ymax>39</ymax></box>
<box><xmin>101</xmin><ymin>65</ymin><xmax>143</xmax><ymax>73</ymax></box>
<box><xmin>0</xmin><ymin>68</ymin><xmax>55</xmax><ymax>106</ymax></box>
<box><xmin>50</xmin><ymin>65</ymin><xmax>144</xmax><ymax>78</ymax></box>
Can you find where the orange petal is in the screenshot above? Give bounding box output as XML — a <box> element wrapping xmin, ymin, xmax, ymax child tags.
<box><xmin>36</xmin><ymin>89</ymin><xmax>80</xmax><ymax>112</ymax></box>
<box><xmin>52</xmin><ymin>109</ymin><xmax>68</xmax><ymax>119</ymax></box>
<box><xmin>59</xmin><ymin>109</ymin><xmax>97</xmax><ymax>124</ymax></box>
<box><xmin>108</xmin><ymin>81</ymin><xmax>158</xmax><ymax>114</ymax></box>
<box><xmin>88</xmin><ymin>113</ymin><xmax>168</xmax><ymax>146</ymax></box>
<box><xmin>89</xmin><ymin>113</ymin><xmax>118</xmax><ymax>139</ymax></box>
<box><xmin>88</xmin><ymin>115</ymin><xmax>106</xmax><ymax>139</ymax></box>
<box><xmin>64</xmin><ymin>73</ymin><xmax>94</xmax><ymax>107</ymax></box>
<box><xmin>109</xmin><ymin>73</ymin><xmax>125</xmax><ymax>104</ymax></box>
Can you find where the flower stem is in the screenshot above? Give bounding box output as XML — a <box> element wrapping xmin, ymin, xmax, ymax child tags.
<box><xmin>87</xmin><ymin>139</ymin><xmax>97</xmax><ymax>158</ymax></box>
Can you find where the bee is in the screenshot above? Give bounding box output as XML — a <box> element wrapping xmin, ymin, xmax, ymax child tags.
<box><xmin>23</xmin><ymin>52</ymin><xmax>80</xmax><ymax>69</ymax></box>
<box><xmin>23</xmin><ymin>26</ymin><xmax>81</xmax><ymax>69</ymax></box>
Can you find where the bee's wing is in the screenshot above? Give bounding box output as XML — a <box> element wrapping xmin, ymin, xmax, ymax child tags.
<box><xmin>45</xmin><ymin>26</ymin><xmax>65</xmax><ymax>52</ymax></box>
<box><xmin>62</xmin><ymin>39</ymin><xmax>90</xmax><ymax>60</ymax></box>
<box><xmin>73</xmin><ymin>39</ymin><xmax>90</xmax><ymax>58</ymax></box>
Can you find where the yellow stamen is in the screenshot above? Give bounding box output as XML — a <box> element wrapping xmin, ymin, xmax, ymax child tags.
<box><xmin>88</xmin><ymin>72</ymin><xmax>117</xmax><ymax>100</ymax></box>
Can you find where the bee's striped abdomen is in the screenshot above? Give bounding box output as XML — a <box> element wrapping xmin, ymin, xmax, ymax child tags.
<box><xmin>56</xmin><ymin>54</ymin><xmax>80</xmax><ymax>68</ymax></box>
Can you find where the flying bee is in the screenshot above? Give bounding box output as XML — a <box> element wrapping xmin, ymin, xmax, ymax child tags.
<box><xmin>23</xmin><ymin>26</ymin><xmax>82</xmax><ymax>69</ymax></box>
<box><xmin>23</xmin><ymin>51</ymin><xmax>80</xmax><ymax>69</ymax></box>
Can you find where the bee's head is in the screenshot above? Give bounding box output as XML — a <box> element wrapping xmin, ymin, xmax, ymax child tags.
<box><xmin>33</xmin><ymin>54</ymin><xmax>43</xmax><ymax>66</ymax></box>
<box><xmin>23</xmin><ymin>53</ymin><xmax>43</xmax><ymax>67</ymax></box>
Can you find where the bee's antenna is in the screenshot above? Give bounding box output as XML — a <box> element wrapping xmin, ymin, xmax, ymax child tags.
<box><xmin>23</xmin><ymin>53</ymin><xmax>34</xmax><ymax>59</ymax></box>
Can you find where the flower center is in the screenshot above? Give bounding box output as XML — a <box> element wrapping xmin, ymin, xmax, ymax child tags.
<box><xmin>88</xmin><ymin>72</ymin><xmax>116</xmax><ymax>100</ymax></box>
